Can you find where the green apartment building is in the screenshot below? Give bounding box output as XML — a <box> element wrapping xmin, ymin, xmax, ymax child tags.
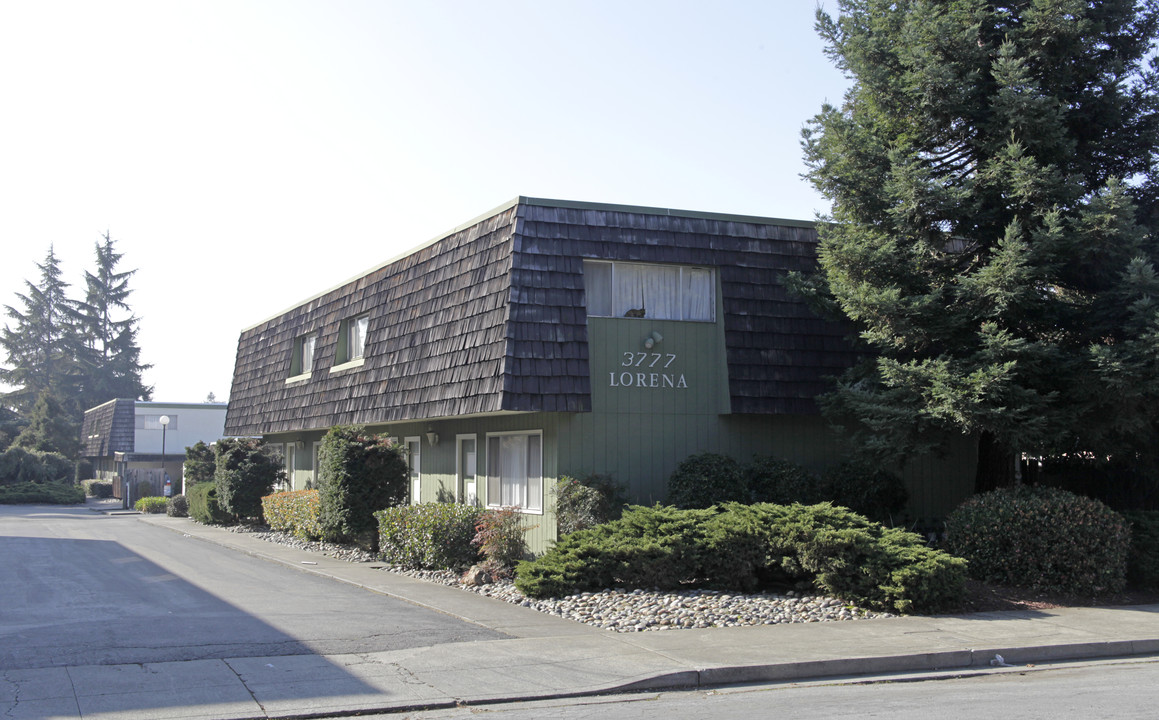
<box><xmin>224</xmin><ymin>198</ymin><xmax>976</xmax><ymax>551</ymax></box>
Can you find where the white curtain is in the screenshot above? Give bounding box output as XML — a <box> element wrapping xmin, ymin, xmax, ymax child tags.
<box><xmin>500</xmin><ymin>435</ymin><xmax>527</xmax><ymax>507</ymax></box>
<box><xmin>583</xmin><ymin>261</ymin><xmax>612</xmax><ymax>316</ymax></box>
<box><xmin>350</xmin><ymin>315</ymin><xmax>369</xmax><ymax>359</ymax></box>
<box><xmin>487</xmin><ymin>434</ymin><xmax>542</xmax><ymax>511</ymax></box>
<box><xmin>301</xmin><ymin>334</ymin><xmax>316</xmax><ymax>373</ymax></box>
<box><xmin>614</xmin><ymin>263</ymin><xmax>679</xmax><ymax>319</ymax></box>
<box><xmin>682</xmin><ymin>268</ymin><xmax>714</xmax><ymax>321</ymax></box>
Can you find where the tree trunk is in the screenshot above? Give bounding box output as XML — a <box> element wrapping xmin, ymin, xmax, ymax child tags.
<box><xmin>975</xmin><ymin>432</ymin><xmax>1016</xmax><ymax>494</ymax></box>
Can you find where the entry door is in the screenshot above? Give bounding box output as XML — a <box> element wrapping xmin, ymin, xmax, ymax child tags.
<box><xmin>405</xmin><ymin>437</ymin><xmax>421</xmax><ymax>504</ymax></box>
<box><xmin>457</xmin><ymin>435</ymin><xmax>477</xmax><ymax>505</ymax></box>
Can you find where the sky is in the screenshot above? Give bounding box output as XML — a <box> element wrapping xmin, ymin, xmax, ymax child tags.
<box><xmin>0</xmin><ymin>1</ymin><xmax>851</xmax><ymax>404</ymax></box>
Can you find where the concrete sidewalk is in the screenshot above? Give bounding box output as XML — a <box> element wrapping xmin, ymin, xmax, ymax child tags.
<box><xmin>6</xmin><ymin>508</ymin><xmax>1159</xmax><ymax>720</ymax></box>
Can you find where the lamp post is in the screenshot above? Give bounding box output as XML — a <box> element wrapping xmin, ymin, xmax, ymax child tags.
<box><xmin>159</xmin><ymin>415</ymin><xmax>170</xmax><ymax>497</ymax></box>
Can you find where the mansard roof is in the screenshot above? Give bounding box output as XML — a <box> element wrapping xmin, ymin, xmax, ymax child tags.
<box><xmin>223</xmin><ymin>197</ymin><xmax>855</xmax><ymax>437</ymax></box>
<box><xmin>80</xmin><ymin>398</ymin><xmax>136</xmax><ymax>458</ymax></box>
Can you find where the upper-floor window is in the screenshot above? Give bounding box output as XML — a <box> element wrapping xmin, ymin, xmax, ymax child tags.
<box><xmin>583</xmin><ymin>261</ymin><xmax>715</xmax><ymax>321</ymax></box>
<box><xmin>336</xmin><ymin>313</ymin><xmax>369</xmax><ymax>365</ymax></box>
<box><xmin>289</xmin><ymin>332</ymin><xmax>317</xmax><ymax>377</ymax></box>
<box><xmin>135</xmin><ymin>414</ymin><xmax>178</xmax><ymax>431</ymax></box>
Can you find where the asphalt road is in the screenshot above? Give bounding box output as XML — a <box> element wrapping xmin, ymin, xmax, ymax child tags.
<box><xmin>0</xmin><ymin>503</ymin><xmax>506</xmax><ymax>670</ymax></box>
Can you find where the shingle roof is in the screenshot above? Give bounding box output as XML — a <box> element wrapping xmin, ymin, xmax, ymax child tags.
<box><xmin>224</xmin><ymin>198</ymin><xmax>855</xmax><ymax>436</ymax></box>
<box><xmin>80</xmin><ymin>398</ymin><xmax>136</xmax><ymax>457</ymax></box>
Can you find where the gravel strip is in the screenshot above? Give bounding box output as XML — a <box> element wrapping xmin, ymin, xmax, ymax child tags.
<box><xmin>228</xmin><ymin>525</ymin><xmax>895</xmax><ymax>632</ymax></box>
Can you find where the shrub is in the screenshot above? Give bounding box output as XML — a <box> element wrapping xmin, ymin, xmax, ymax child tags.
<box><xmin>134</xmin><ymin>496</ymin><xmax>168</xmax><ymax>514</ymax></box>
<box><xmin>184</xmin><ymin>441</ymin><xmax>217</xmax><ymax>486</ymax></box>
<box><xmin>82</xmin><ymin>479</ymin><xmax>114</xmax><ymax>498</ymax></box>
<box><xmin>666</xmin><ymin>452</ymin><xmax>746</xmax><ymax>509</ymax></box>
<box><xmin>555</xmin><ymin>473</ymin><xmax>627</xmax><ymax>535</ymax></box>
<box><xmin>474</xmin><ymin>507</ymin><xmax>532</xmax><ymax>577</ymax></box>
<box><xmin>1122</xmin><ymin>511</ymin><xmax>1159</xmax><ymax>590</ymax></box>
<box><xmin>944</xmin><ymin>485</ymin><xmax>1130</xmax><ymax>595</ymax></box>
<box><xmin>167</xmin><ymin>494</ymin><xmax>189</xmax><ymax>517</ymax></box>
<box><xmin>75</xmin><ymin>458</ymin><xmax>94</xmax><ymax>483</ymax></box>
<box><xmin>746</xmin><ymin>456</ymin><xmax>823</xmax><ymax>505</ymax></box>
<box><xmin>317</xmin><ymin>426</ymin><xmax>408</xmax><ymax>549</ymax></box>
<box><xmin>215</xmin><ymin>438</ymin><xmax>283</xmax><ymax>522</ymax></box>
<box><xmin>376</xmin><ymin>502</ymin><xmax>486</xmax><ymax>569</ymax></box>
<box><xmin>514</xmin><ymin>502</ymin><xmax>965</xmax><ymax>614</ymax></box>
<box><xmin>0</xmin><ymin>447</ymin><xmax>72</xmax><ymax>485</ymax></box>
<box><xmin>263</xmin><ymin>489</ymin><xmax>322</xmax><ymax>539</ymax></box>
<box><xmin>188</xmin><ymin>481</ymin><xmax>236</xmax><ymax>525</ymax></box>
<box><xmin>0</xmin><ymin>481</ymin><xmax>85</xmax><ymax>504</ymax></box>
<box><xmin>819</xmin><ymin>461</ymin><xmax>908</xmax><ymax>524</ymax></box>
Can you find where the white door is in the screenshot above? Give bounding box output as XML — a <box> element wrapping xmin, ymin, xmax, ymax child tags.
<box><xmin>405</xmin><ymin>437</ymin><xmax>421</xmax><ymax>504</ymax></box>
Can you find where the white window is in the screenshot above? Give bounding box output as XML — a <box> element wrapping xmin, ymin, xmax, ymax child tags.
<box><xmin>136</xmin><ymin>415</ymin><xmax>179</xmax><ymax>431</ymax></box>
<box><xmin>335</xmin><ymin>314</ymin><xmax>369</xmax><ymax>366</ymax></box>
<box><xmin>486</xmin><ymin>431</ymin><xmax>542</xmax><ymax>513</ymax></box>
<box><xmin>457</xmin><ymin>434</ymin><xmax>478</xmax><ymax>505</ymax></box>
<box><xmin>583</xmin><ymin>261</ymin><xmax>715</xmax><ymax>321</ymax></box>
<box><xmin>290</xmin><ymin>333</ymin><xmax>317</xmax><ymax>377</ymax></box>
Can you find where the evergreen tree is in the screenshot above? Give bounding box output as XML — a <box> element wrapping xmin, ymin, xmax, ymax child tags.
<box><xmin>13</xmin><ymin>389</ymin><xmax>81</xmax><ymax>458</ymax></box>
<box><xmin>75</xmin><ymin>232</ymin><xmax>152</xmax><ymax>408</ymax></box>
<box><xmin>801</xmin><ymin>1</ymin><xmax>1159</xmax><ymax>490</ymax></box>
<box><xmin>1</xmin><ymin>246</ymin><xmax>84</xmax><ymax>417</ymax></box>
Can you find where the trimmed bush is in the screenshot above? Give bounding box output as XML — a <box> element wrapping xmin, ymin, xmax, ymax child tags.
<box><xmin>944</xmin><ymin>485</ymin><xmax>1130</xmax><ymax>595</ymax></box>
<box><xmin>746</xmin><ymin>456</ymin><xmax>822</xmax><ymax>505</ymax></box>
<box><xmin>819</xmin><ymin>461</ymin><xmax>908</xmax><ymax>524</ymax></box>
<box><xmin>187</xmin><ymin>481</ymin><xmax>235</xmax><ymax>525</ymax></box>
<box><xmin>0</xmin><ymin>447</ymin><xmax>73</xmax><ymax>485</ymax></box>
<box><xmin>75</xmin><ymin>458</ymin><xmax>94</xmax><ymax>483</ymax></box>
<box><xmin>666</xmin><ymin>452</ymin><xmax>745</xmax><ymax>509</ymax></box>
<box><xmin>82</xmin><ymin>479</ymin><xmax>114</xmax><ymax>498</ymax></box>
<box><xmin>317</xmin><ymin>426</ymin><xmax>408</xmax><ymax>549</ymax></box>
<box><xmin>474</xmin><ymin>507</ymin><xmax>532</xmax><ymax>576</ymax></box>
<box><xmin>376</xmin><ymin>502</ymin><xmax>486</xmax><ymax>569</ymax></box>
<box><xmin>167</xmin><ymin>494</ymin><xmax>189</xmax><ymax>517</ymax></box>
<box><xmin>0</xmin><ymin>481</ymin><xmax>85</xmax><ymax>504</ymax></box>
<box><xmin>1121</xmin><ymin>511</ymin><xmax>1159</xmax><ymax>590</ymax></box>
<box><xmin>135</xmin><ymin>496</ymin><xmax>168</xmax><ymax>514</ymax></box>
<box><xmin>215</xmin><ymin>438</ymin><xmax>283</xmax><ymax>522</ymax></box>
<box><xmin>554</xmin><ymin>473</ymin><xmax>627</xmax><ymax>535</ymax></box>
<box><xmin>514</xmin><ymin>503</ymin><xmax>965</xmax><ymax>614</ymax></box>
<box><xmin>263</xmin><ymin>490</ymin><xmax>322</xmax><ymax>539</ymax></box>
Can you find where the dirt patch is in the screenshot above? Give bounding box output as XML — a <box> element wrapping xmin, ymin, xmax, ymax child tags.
<box><xmin>952</xmin><ymin>579</ymin><xmax>1159</xmax><ymax>614</ymax></box>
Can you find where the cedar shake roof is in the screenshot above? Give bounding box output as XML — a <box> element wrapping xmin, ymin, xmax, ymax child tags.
<box><xmin>224</xmin><ymin>198</ymin><xmax>855</xmax><ymax>437</ymax></box>
<box><xmin>80</xmin><ymin>398</ymin><xmax>136</xmax><ymax>457</ymax></box>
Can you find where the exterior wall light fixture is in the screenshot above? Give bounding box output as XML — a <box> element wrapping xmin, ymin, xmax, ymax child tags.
<box><xmin>643</xmin><ymin>331</ymin><xmax>663</xmax><ymax>350</ymax></box>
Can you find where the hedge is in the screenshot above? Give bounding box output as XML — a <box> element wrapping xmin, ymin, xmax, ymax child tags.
<box><xmin>376</xmin><ymin>502</ymin><xmax>486</xmax><ymax>570</ymax></box>
<box><xmin>0</xmin><ymin>482</ymin><xmax>85</xmax><ymax>505</ymax></box>
<box><xmin>187</xmin><ymin>481</ymin><xmax>235</xmax><ymax>525</ymax></box>
<box><xmin>263</xmin><ymin>489</ymin><xmax>323</xmax><ymax>539</ymax></box>
<box><xmin>514</xmin><ymin>502</ymin><xmax>966</xmax><ymax>614</ymax></box>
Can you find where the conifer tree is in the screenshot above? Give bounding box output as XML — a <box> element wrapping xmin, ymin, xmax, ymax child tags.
<box><xmin>13</xmin><ymin>389</ymin><xmax>81</xmax><ymax>458</ymax></box>
<box><xmin>75</xmin><ymin>232</ymin><xmax>152</xmax><ymax>408</ymax></box>
<box><xmin>1</xmin><ymin>246</ymin><xmax>83</xmax><ymax>417</ymax></box>
<box><xmin>801</xmin><ymin>1</ymin><xmax>1159</xmax><ymax>490</ymax></box>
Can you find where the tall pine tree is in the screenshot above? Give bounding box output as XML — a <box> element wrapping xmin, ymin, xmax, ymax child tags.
<box><xmin>75</xmin><ymin>232</ymin><xmax>152</xmax><ymax>408</ymax></box>
<box><xmin>801</xmin><ymin>1</ymin><xmax>1159</xmax><ymax>490</ymax></box>
<box><xmin>1</xmin><ymin>246</ymin><xmax>84</xmax><ymax>417</ymax></box>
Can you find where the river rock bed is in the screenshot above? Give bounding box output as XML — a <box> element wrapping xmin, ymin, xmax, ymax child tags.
<box><xmin>229</xmin><ymin>525</ymin><xmax>895</xmax><ymax>632</ymax></box>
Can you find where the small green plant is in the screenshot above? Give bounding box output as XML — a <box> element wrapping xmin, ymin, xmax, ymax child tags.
<box><xmin>167</xmin><ymin>494</ymin><xmax>189</xmax><ymax>517</ymax></box>
<box><xmin>134</xmin><ymin>496</ymin><xmax>168</xmax><ymax>514</ymax></box>
<box><xmin>554</xmin><ymin>473</ymin><xmax>626</xmax><ymax>535</ymax></box>
<box><xmin>0</xmin><ymin>481</ymin><xmax>85</xmax><ymax>504</ymax></box>
<box><xmin>819</xmin><ymin>461</ymin><xmax>908</xmax><ymax>524</ymax></box>
<box><xmin>262</xmin><ymin>489</ymin><xmax>322</xmax><ymax>539</ymax></box>
<box><xmin>1120</xmin><ymin>511</ymin><xmax>1159</xmax><ymax>590</ymax></box>
<box><xmin>187</xmin><ymin>481</ymin><xmax>236</xmax><ymax>525</ymax></box>
<box><xmin>474</xmin><ymin>507</ymin><xmax>532</xmax><ymax>577</ymax></box>
<box><xmin>376</xmin><ymin>502</ymin><xmax>486</xmax><ymax>569</ymax></box>
<box><xmin>944</xmin><ymin>485</ymin><xmax>1130</xmax><ymax>595</ymax></box>
<box><xmin>82</xmin><ymin>479</ymin><xmax>114</xmax><ymax>498</ymax></box>
<box><xmin>746</xmin><ymin>456</ymin><xmax>822</xmax><ymax>504</ymax></box>
<box><xmin>666</xmin><ymin>452</ymin><xmax>745</xmax><ymax>509</ymax></box>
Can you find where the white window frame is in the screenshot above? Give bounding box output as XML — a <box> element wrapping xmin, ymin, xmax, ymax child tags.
<box><xmin>405</xmin><ymin>436</ymin><xmax>421</xmax><ymax>505</ymax></box>
<box><xmin>331</xmin><ymin>313</ymin><xmax>370</xmax><ymax>373</ymax></box>
<box><xmin>583</xmin><ymin>260</ymin><xmax>716</xmax><ymax>322</ymax></box>
<box><xmin>286</xmin><ymin>332</ymin><xmax>317</xmax><ymax>383</ymax></box>
<box><xmin>310</xmin><ymin>440</ymin><xmax>322</xmax><ymax>490</ymax></box>
<box><xmin>484</xmin><ymin>430</ymin><xmax>543</xmax><ymax>514</ymax></box>
<box><xmin>456</xmin><ymin>433</ymin><xmax>478</xmax><ymax>506</ymax></box>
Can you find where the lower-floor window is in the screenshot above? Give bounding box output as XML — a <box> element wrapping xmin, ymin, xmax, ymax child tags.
<box><xmin>486</xmin><ymin>432</ymin><xmax>542</xmax><ymax>512</ymax></box>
